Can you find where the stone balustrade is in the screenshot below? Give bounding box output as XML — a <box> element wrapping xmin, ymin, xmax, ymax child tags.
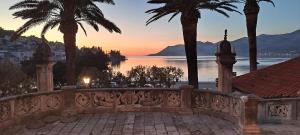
<box><xmin>0</xmin><ymin>86</ymin><xmax>260</xmax><ymax>134</ymax></box>
<box><xmin>0</xmin><ymin>91</ymin><xmax>64</xmax><ymax>129</ymax></box>
<box><xmin>192</xmin><ymin>90</ymin><xmax>243</xmax><ymax>124</ymax></box>
<box><xmin>258</xmin><ymin>97</ymin><xmax>300</xmax><ymax>123</ymax></box>
<box><xmin>74</xmin><ymin>88</ymin><xmax>183</xmax><ymax>113</ymax></box>
<box><xmin>191</xmin><ymin>91</ymin><xmax>262</xmax><ymax>134</ymax></box>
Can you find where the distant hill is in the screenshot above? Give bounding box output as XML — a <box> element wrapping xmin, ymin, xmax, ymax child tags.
<box><xmin>0</xmin><ymin>27</ymin><xmax>126</xmax><ymax>63</ymax></box>
<box><xmin>149</xmin><ymin>30</ymin><xmax>300</xmax><ymax>57</ymax></box>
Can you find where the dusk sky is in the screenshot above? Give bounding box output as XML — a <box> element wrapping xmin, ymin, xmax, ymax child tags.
<box><xmin>0</xmin><ymin>0</ymin><xmax>300</xmax><ymax>56</ymax></box>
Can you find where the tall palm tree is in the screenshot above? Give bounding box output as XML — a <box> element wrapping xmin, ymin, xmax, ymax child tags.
<box><xmin>10</xmin><ymin>0</ymin><xmax>121</xmax><ymax>85</ymax></box>
<box><xmin>146</xmin><ymin>0</ymin><xmax>240</xmax><ymax>88</ymax></box>
<box><xmin>243</xmin><ymin>0</ymin><xmax>274</xmax><ymax>71</ymax></box>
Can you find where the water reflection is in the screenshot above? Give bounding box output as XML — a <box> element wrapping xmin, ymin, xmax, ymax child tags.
<box><xmin>112</xmin><ymin>56</ymin><xmax>289</xmax><ymax>82</ymax></box>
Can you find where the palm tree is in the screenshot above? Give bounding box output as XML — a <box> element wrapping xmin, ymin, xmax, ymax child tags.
<box><xmin>9</xmin><ymin>0</ymin><xmax>121</xmax><ymax>85</ymax></box>
<box><xmin>243</xmin><ymin>0</ymin><xmax>274</xmax><ymax>71</ymax></box>
<box><xmin>146</xmin><ymin>0</ymin><xmax>240</xmax><ymax>88</ymax></box>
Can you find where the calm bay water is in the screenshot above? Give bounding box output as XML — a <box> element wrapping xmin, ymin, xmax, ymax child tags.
<box><xmin>113</xmin><ymin>56</ymin><xmax>290</xmax><ymax>82</ymax></box>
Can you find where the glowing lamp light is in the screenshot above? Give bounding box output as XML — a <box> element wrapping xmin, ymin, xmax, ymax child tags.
<box><xmin>83</xmin><ymin>77</ymin><xmax>90</xmax><ymax>85</ymax></box>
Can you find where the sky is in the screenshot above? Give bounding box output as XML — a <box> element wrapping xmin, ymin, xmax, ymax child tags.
<box><xmin>0</xmin><ymin>0</ymin><xmax>300</xmax><ymax>56</ymax></box>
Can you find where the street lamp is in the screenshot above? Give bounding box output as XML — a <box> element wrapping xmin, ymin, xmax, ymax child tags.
<box><xmin>83</xmin><ymin>77</ymin><xmax>90</xmax><ymax>88</ymax></box>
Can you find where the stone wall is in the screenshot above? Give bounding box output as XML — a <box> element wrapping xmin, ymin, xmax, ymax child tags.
<box><xmin>258</xmin><ymin>97</ymin><xmax>300</xmax><ymax>123</ymax></box>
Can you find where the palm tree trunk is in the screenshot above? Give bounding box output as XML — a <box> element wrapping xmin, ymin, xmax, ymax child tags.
<box><xmin>244</xmin><ymin>0</ymin><xmax>260</xmax><ymax>72</ymax></box>
<box><xmin>62</xmin><ymin>0</ymin><xmax>77</xmax><ymax>85</ymax></box>
<box><xmin>181</xmin><ymin>13</ymin><xmax>198</xmax><ymax>89</ymax></box>
<box><xmin>63</xmin><ymin>27</ymin><xmax>77</xmax><ymax>85</ymax></box>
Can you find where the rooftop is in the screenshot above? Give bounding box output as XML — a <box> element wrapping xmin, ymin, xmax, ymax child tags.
<box><xmin>233</xmin><ymin>56</ymin><xmax>300</xmax><ymax>98</ymax></box>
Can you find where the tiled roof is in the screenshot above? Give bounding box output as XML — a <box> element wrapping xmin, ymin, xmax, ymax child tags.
<box><xmin>233</xmin><ymin>56</ymin><xmax>300</xmax><ymax>98</ymax></box>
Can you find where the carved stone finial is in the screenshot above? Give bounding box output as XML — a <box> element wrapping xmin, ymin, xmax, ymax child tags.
<box><xmin>41</xmin><ymin>35</ymin><xmax>47</xmax><ymax>42</ymax></box>
<box><xmin>224</xmin><ymin>29</ymin><xmax>228</xmax><ymax>40</ymax></box>
<box><xmin>33</xmin><ymin>36</ymin><xmax>53</xmax><ymax>64</ymax></box>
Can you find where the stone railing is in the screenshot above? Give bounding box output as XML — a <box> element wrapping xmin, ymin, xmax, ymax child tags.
<box><xmin>258</xmin><ymin>97</ymin><xmax>300</xmax><ymax>123</ymax></box>
<box><xmin>73</xmin><ymin>88</ymin><xmax>184</xmax><ymax>113</ymax></box>
<box><xmin>192</xmin><ymin>90</ymin><xmax>243</xmax><ymax>123</ymax></box>
<box><xmin>192</xmin><ymin>91</ymin><xmax>261</xmax><ymax>134</ymax></box>
<box><xmin>0</xmin><ymin>86</ymin><xmax>261</xmax><ymax>134</ymax></box>
<box><xmin>0</xmin><ymin>91</ymin><xmax>64</xmax><ymax>129</ymax></box>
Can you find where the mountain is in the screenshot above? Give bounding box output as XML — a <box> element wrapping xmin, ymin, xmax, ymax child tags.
<box><xmin>149</xmin><ymin>30</ymin><xmax>300</xmax><ymax>57</ymax></box>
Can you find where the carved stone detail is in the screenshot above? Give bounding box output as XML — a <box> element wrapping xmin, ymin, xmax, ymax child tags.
<box><xmin>92</xmin><ymin>92</ymin><xmax>115</xmax><ymax>107</ymax></box>
<box><xmin>0</xmin><ymin>102</ymin><xmax>10</xmax><ymax>122</ymax></box>
<box><xmin>44</xmin><ymin>94</ymin><xmax>62</xmax><ymax>110</ymax></box>
<box><xmin>192</xmin><ymin>91</ymin><xmax>242</xmax><ymax>118</ymax></box>
<box><xmin>192</xmin><ymin>93</ymin><xmax>210</xmax><ymax>109</ymax></box>
<box><xmin>116</xmin><ymin>91</ymin><xmax>139</xmax><ymax>106</ymax></box>
<box><xmin>139</xmin><ymin>91</ymin><xmax>163</xmax><ymax>106</ymax></box>
<box><xmin>15</xmin><ymin>96</ymin><xmax>41</xmax><ymax>116</ymax></box>
<box><xmin>231</xmin><ymin>98</ymin><xmax>242</xmax><ymax>117</ymax></box>
<box><xmin>75</xmin><ymin>93</ymin><xmax>90</xmax><ymax>108</ymax></box>
<box><xmin>211</xmin><ymin>95</ymin><xmax>229</xmax><ymax>113</ymax></box>
<box><xmin>267</xmin><ymin>103</ymin><xmax>291</xmax><ymax>120</ymax></box>
<box><xmin>166</xmin><ymin>91</ymin><xmax>181</xmax><ymax>107</ymax></box>
<box><xmin>75</xmin><ymin>90</ymin><xmax>179</xmax><ymax>109</ymax></box>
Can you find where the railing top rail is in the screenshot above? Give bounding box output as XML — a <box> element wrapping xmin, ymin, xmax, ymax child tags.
<box><xmin>75</xmin><ymin>88</ymin><xmax>181</xmax><ymax>92</ymax></box>
<box><xmin>194</xmin><ymin>89</ymin><xmax>243</xmax><ymax>99</ymax></box>
<box><xmin>259</xmin><ymin>97</ymin><xmax>300</xmax><ymax>102</ymax></box>
<box><xmin>0</xmin><ymin>90</ymin><xmax>63</xmax><ymax>102</ymax></box>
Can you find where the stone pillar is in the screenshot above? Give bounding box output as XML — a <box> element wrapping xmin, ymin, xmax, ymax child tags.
<box><xmin>36</xmin><ymin>62</ymin><xmax>54</xmax><ymax>92</ymax></box>
<box><xmin>34</xmin><ymin>36</ymin><xmax>54</xmax><ymax>92</ymax></box>
<box><xmin>181</xmin><ymin>85</ymin><xmax>193</xmax><ymax>108</ymax></box>
<box><xmin>61</xmin><ymin>85</ymin><xmax>78</xmax><ymax>123</ymax></box>
<box><xmin>240</xmin><ymin>94</ymin><xmax>261</xmax><ymax>135</ymax></box>
<box><xmin>180</xmin><ymin>85</ymin><xmax>193</xmax><ymax>114</ymax></box>
<box><xmin>215</xmin><ymin>30</ymin><xmax>236</xmax><ymax>93</ymax></box>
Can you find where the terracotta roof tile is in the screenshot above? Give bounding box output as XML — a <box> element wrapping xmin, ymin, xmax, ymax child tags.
<box><xmin>233</xmin><ymin>56</ymin><xmax>300</xmax><ymax>98</ymax></box>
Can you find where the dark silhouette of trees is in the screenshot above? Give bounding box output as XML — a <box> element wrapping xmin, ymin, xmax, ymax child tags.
<box><xmin>9</xmin><ymin>0</ymin><xmax>121</xmax><ymax>85</ymax></box>
<box><xmin>146</xmin><ymin>0</ymin><xmax>240</xmax><ymax>88</ymax></box>
<box><xmin>109</xmin><ymin>50</ymin><xmax>126</xmax><ymax>66</ymax></box>
<box><xmin>0</xmin><ymin>61</ymin><xmax>35</xmax><ymax>98</ymax></box>
<box><xmin>21</xmin><ymin>46</ymin><xmax>111</xmax><ymax>87</ymax></box>
<box><xmin>127</xmin><ymin>65</ymin><xmax>183</xmax><ymax>88</ymax></box>
<box><xmin>243</xmin><ymin>0</ymin><xmax>274</xmax><ymax>71</ymax></box>
<box><xmin>53</xmin><ymin>61</ymin><xmax>67</xmax><ymax>86</ymax></box>
<box><xmin>76</xmin><ymin>47</ymin><xmax>110</xmax><ymax>77</ymax></box>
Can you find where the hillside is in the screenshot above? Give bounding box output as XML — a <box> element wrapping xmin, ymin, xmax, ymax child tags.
<box><xmin>149</xmin><ymin>30</ymin><xmax>300</xmax><ymax>57</ymax></box>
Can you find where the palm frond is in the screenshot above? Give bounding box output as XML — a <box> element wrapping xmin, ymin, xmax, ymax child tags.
<box><xmin>146</xmin><ymin>3</ymin><xmax>179</xmax><ymax>25</ymax></box>
<box><xmin>11</xmin><ymin>0</ymin><xmax>121</xmax><ymax>40</ymax></box>
<box><xmin>9</xmin><ymin>0</ymin><xmax>39</xmax><ymax>10</ymax></box>
<box><xmin>41</xmin><ymin>19</ymin><xmax>61</xmax><ymax>36</ymax></box>
<box><xmin>258</xmin><ymin>0</ymin><xmax>275</xmax><ymax>7</ymax></box>
<box><xmin>77</xmin><ymin>22</ymin><xmax>87</xmax><ymax>36</ymax></box>
<box><xmin>11</xmin><ymin>18</ymin><xmax>46</xmax><ymax>41</ymax></box>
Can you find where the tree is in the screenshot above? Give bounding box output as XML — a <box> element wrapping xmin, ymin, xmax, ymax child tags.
<box><xmin>53</xmin><ymin>61</ymin><xmax>67</xmax><ymax>86</ymax></box>
<box><xmin>9</xmin><ymin>0</ymin><xmax>121</xmax><ymax>85</ymax></box>
<box><xmin>243</xmin><ymin>0</ymin><xmax>274</xmax><ymax>71</ymax></box>
<box><xmin>127</xmin><ymin>65</ymin><xmax>148</xmax><ymax>87</ymax></box>
<box><xmin>109</xmin><ymin>50</ymin><xmax>126</xmax><ymax>66</ymax></box>
<box><xmin>112</xmin><ymin>72</ymin><xmax>128</xmax><ymax>87</ymax></box>
<box><xmin>76</xmin><ymin>46</ymin><xmax>110</xmax><ymax>77</ymax></box>
<box><xmin>146</xmin><ymin>0</ymin><xmax>240</xmax><ymax>88</ymax></box>
<box><xmin>0</xmin><ymin>61</ymin><xmax>35</xmax><ymax>98</ymax></box>
<box><xmin>20</xmin><ymin>46</ymin><xmax>111</xmax><ymax>87</ymax></box>
<box><xmin>21</xmin><ymin>58</ymin><xmax>37</xmax><ymax>78</ymax></box>
<box><xmin>127</xmin><ymin>65</ymin><xmax>183</xmax><ymax>88</ymax></box>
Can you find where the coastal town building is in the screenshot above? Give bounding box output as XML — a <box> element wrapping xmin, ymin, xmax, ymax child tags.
<box><xmin>0</xmin><ymin>35</ymin><xmax>65</xmax><ymax>64</ymax></box>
